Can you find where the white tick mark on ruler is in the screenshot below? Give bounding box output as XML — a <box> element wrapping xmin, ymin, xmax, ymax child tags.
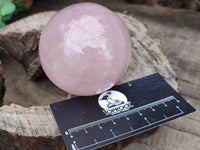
<box><xmin>94</xmin><ymin>138</ymin><xmax>97</xmax><ymax>143</ymax></box>
<box><xmin>73</xmin><ymin>142</ymin><xmax>78</xmax><ymax>150</ymax></box>
<box><xmin>163</xmin><ymin>115</ymin><xmax>167</xmax><ymax>119</ymax></box>
<box><xmin>112</xmin><ymin>120</ymin><xmax>116</xmax><ymax>125</ymax></box>
<box><xmin>71</xmin><ymin>144</ymin><xmax>76</xmax><ymax>150</ymax></box>
<box><xmin>84</xmin><ymin>129</ymin><xmax>88</xmax><ymax>134</ymax></box>
<box><xmin>144</xmin><ymin>117</ymin><xmax>150</xmax><ymax>124</ymax></box>
<box><xmin>139</xmin><ymin>112</ymin><xmax>142</xmax><ymax>116</ymax></box>
<box><xmin>65</xmin><ymin>131</ymin><xmax>69</xmax><ymax>135</ymax></box>
<box><xmin>68</xmin><ymin>131</ymin><xmax>73</xmax><ymax>138</ymax></box>
<box><xmin>110</xmin><ymin>129</ymin><xmax>116</xmax><ymax>137</ymax></box>
<box><xmin>128</xmin><ymin>82</ymin><xmax>133</xmax><ymax>86</ymax></box>
<box><xmin>176</xmin><ymin>106</ymin><xmax>183</xmax><ymax>112</ymax></box>
<box><xmin>151</xmin><ymin>108</ymin><xmax>155</xmax><ymax>111</ymax></box>
<box><xmin>98</xmin><ymin>124</ymin><xmax>102</xmax><ymax>129</ymax></box>
<box><xmin>163</xmin><ymin>103</ymin><xmax>167</xmax><ymax>107</ymax></box>
<box><xmin>130</xmin><ymin>127</ymin><xmax>134</xmax><ymax>131</ymax></box>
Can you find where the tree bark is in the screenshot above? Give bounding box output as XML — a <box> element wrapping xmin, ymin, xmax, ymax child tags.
<box><xmin>0</xmin><ymin>60</ymin><xmax>5</xmax><ymax>107</ymax></box>
<box><xmin>0</xmin><ymin>11</ymin><xmax>178</xmax><ymax>150</ymax></box>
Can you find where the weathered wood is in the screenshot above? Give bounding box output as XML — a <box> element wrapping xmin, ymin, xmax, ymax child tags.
<box><xmin>0</xmin><ymin>60</ymin><xmax>5</xmax><ymax>107</ymax></box>
<box><xmin>0</xmin><ymin>10</ymin><xmax>178</xmax><ymax>150</ymax></box>
<box><xmin>0</xmin><ymin>11</ymin><xmax>55</xmax><ymax>80</ymax></box>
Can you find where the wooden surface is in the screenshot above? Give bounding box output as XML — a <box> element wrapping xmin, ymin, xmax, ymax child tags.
<box><xmin>0</xmin><ymin>1</ymin><xmax>199</xmax><ymax>149</ymax></box>
<box><xmin>0</xmin><ymin>11</ymin><xmax>178</xmax><ymax>150</ymax></box>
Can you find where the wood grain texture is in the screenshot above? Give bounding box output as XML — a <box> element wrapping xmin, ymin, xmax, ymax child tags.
<box><xmin>0</xmin><ymin>11</ymin><xmax>178</xmax><ymax>150</ymax></box>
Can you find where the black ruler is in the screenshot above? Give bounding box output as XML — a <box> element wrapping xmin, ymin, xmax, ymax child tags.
<box><xmin>50</xmin><ymin>73</ymin><xmax>196</xmax><ymax>150</ymax></box>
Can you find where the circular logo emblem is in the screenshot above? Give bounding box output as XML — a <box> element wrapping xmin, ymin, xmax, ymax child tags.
<box><xmin>98</xmin><ymin>90</ymin><xmax>128</xmax><ymax>110</ymax></box>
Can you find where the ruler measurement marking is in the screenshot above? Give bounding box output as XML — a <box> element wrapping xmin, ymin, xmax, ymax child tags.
<box><xmin>176</xmin><ymin>106</ymin><xmax>183</xmax><ymax>113</ymax></box>
<box><xmin>78</xmin><ymin>110</ymin><xmax>184</xmax><ymax>150</ymax></box>
<box><xmin>112</xmin><ymin>120</ymin><xmax>116</xmax><ymax>125</ymax></box>
<box><xmin>144</xmin><ymin>117</ymin><xmax>150</xmax><ymax>124</ymax></box>
<box><xmin>69</xmin><ymin>132</ymin><xmax>73</xmax><ymax>138</ymax></box>
<box><xmin>94</xmin><ymin>138</ymin><xmax>97</xmax><ymax>143</ymax></box>
<box><xmin>71</xmin><ymin>144</ymin><xmax>76</xmax><ymax>150</ymax></box>
<box><xmin>65</xmin><ymin>131</ymin><xmax>69</xmax><ymax>135</ymax></box>
<box><xmin>110</xmin><ymin>129</ymin><xmax>116</xmax><ymax>137</ymax></box>
<box><xmin>68</xmin><ymin>96</ymin><xmax>177</xmax><ymax>134</ymax></box>
<box><xmin>74</xmin><ymin>142</ymin><xmax>78</xmax><ymax>150</ymax></box>
<box><xmin>84</xmin><ymin>129</ymin><xmax>88</xmax><ymax>134</ymax></box>
<box><xmin>130</xmin><ymin>127</ymin><xmax>134</xmax><ymax>131</ymax></box>
<box><xmin>126</xmin><ymin>116</ymin><xmax>130</xmax><ymax>120</ymax></box>
<box><xmin>98</xmin><ymin>124</ymin><xmax>102</xmax><ymax>129</ymax></box>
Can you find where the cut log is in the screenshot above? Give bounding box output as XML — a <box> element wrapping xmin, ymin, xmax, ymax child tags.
<box><xmin>0</xmin><ymin>11</ymin><xmax>178</xmax><ymax>150</ymax></box>
<box><xmin>0</xmin><ymin>60</ymin><xmax>5</xmax><ymax>107</ymax></box>
<box><xmin>0</xmin><ymin>11</ymin><xmax>56</xmax><ymax>80</ymax></box>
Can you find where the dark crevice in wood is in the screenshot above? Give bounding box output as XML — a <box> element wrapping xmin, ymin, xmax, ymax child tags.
<box><xmin>0</xmin><ymin>61</ymin><xmax>5</xmax><ymax>107</ymax></box>
<box><xmin>0</xmin><ymin>30</ymin><xmax>45</xmax><ymax>80</ymax></box>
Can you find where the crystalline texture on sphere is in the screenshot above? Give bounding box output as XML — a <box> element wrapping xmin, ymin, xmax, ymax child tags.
<box><xmin>39</xmin><ymin>2</ymin><xmax>131</xmax><ymax>96</ymax></box>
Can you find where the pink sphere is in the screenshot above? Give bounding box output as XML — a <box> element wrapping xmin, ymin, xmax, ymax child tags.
<box><xmin>39</xmin><ymin>2</ymin><xmax>131</xmax><ymax>96</ymax></box>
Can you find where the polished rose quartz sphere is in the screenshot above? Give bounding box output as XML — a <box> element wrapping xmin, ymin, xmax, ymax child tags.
<box><xmin>39</xmin><ymin>2</ymin><xmax>131</xmax><ymax>96</ymax></box>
